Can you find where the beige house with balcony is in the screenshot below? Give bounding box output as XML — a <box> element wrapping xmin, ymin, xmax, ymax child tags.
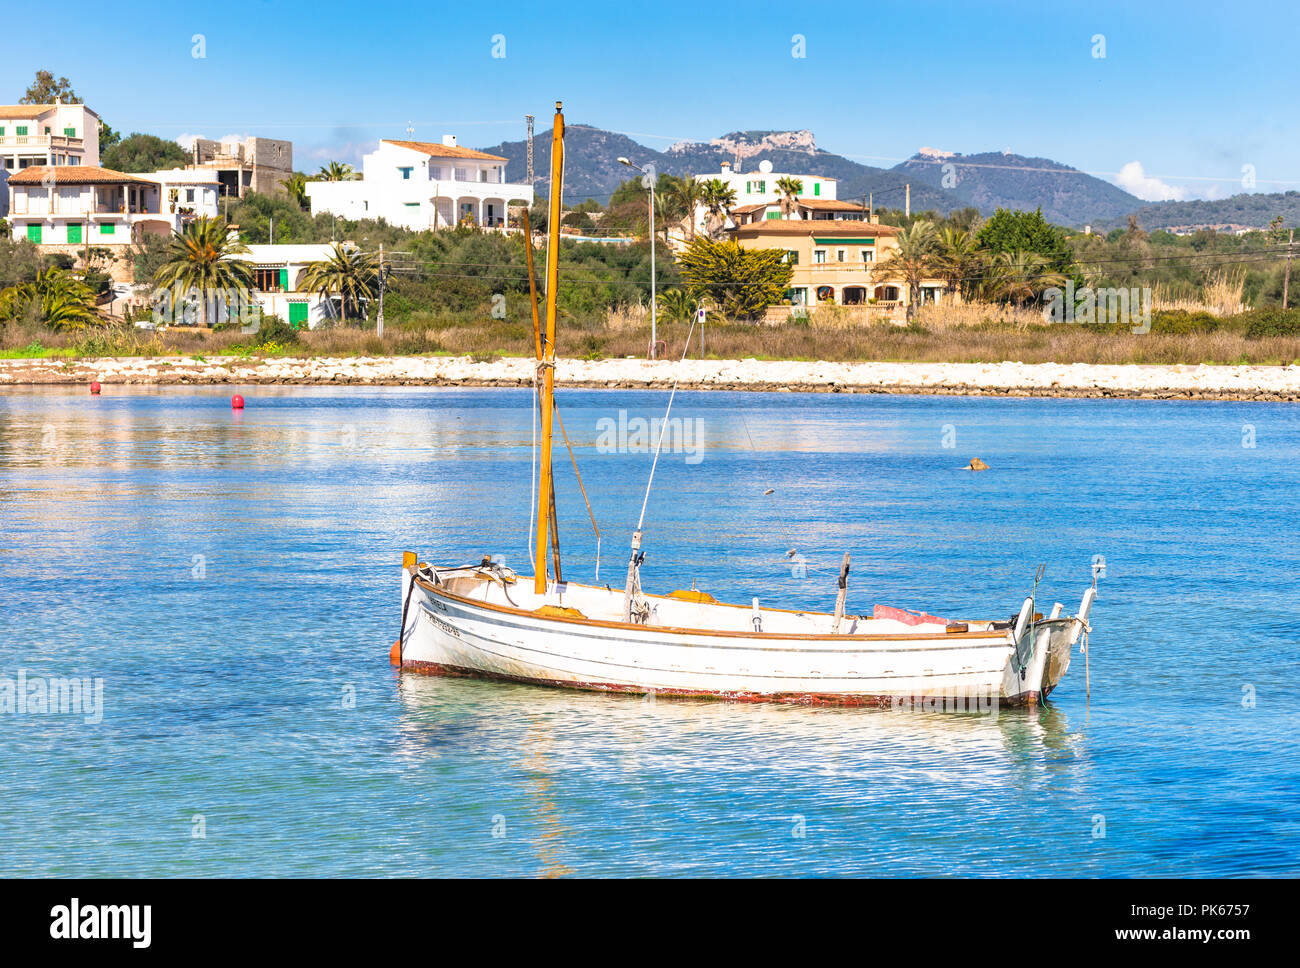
<box><xmin>0</xmin><ymin>101</ymin><xmax>102</xmax><ymax>217</ymax></box>
<box><xmin>729</xmin><ymin>220</ymin><xmax>950</xmax><ymax>315</ymax></box>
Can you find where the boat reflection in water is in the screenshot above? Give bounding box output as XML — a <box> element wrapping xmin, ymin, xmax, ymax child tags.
<box><xmin>392</xmin><ymin>673</ymin><xmax>1089</xmax><ymax>876</ymax></box>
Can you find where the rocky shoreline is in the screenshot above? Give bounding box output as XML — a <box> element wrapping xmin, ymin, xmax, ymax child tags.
<box><xmin>3</xmin><ymin>354</ymin><xmax>1300</xmax><ymax>401</ymax></box>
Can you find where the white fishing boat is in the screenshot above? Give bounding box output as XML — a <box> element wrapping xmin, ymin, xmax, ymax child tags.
<box><xmin>392</xmin><ymin>102</ymin><xmax>1097</xmax><ymax>708</ymax></box>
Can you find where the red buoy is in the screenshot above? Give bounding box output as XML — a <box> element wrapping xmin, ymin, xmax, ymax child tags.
<box><xmin>90</xmin><ymin>382</ymin><xmax>101</xmax><ymax>395</ymax></box>
<box><xmin>231</xmin><ymin>394</ymin><xmax>245</xmax><ymax>410</ymax></box>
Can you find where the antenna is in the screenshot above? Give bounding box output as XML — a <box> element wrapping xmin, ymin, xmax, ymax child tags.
<box><xmin>525</xmin><ymin>114</ymin><xmax>535</xmax><ymax>185</ymax></box>
<box><xmin>405</xmin><ymin>120</ymin><xmax>414</xmax><ymax>138</ymax></box>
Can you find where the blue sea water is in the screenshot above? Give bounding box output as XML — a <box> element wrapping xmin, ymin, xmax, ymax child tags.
<box><xmin>1</xmin><ymin>385</ymin><xmax>1297</xmax><ymax>877</ymax></box>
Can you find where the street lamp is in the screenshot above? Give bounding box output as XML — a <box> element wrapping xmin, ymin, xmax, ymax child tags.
<box><xmin>618</xmin><ymin>156</ymin><xmax>657</xmax><ymax>359</ymax></box>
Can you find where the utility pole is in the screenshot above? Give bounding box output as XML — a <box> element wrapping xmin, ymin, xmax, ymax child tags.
<box><xmin>376</xmin><ymin>242</ymin><xmax>385</xmax><ymax>338</ymax></box>
<box><xmin>525</xmin><ymin>115</ymin><xmax>535</xmax><ymax>186</ymax></box>
<box><xmin>1285</xmin><ymin>229</ymin><xmax>1295</xmax><ymax>310</ymax></box>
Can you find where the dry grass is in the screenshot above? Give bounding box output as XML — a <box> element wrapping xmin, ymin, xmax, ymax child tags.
<box><xmin>4</xmin><ymin>298</ymin><xmax>1299</xmax><ymax>367</ymax></box>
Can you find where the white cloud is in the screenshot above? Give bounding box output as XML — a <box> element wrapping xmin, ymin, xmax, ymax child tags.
<box><xmin>1115</xmin><ymin>161</ymin><xmax>1189</xmax><ymax>202</ymax></box>
<box><xmin>175</xmin><ymin>133</ymin><xmax>203</xmax><ymax>151</ymax></box>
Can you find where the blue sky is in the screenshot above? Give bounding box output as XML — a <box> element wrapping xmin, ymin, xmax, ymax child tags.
<box><xmin>7</xmin><ymin>0</ymin><xmax>1298</xmax><ymax>200</ymax></box>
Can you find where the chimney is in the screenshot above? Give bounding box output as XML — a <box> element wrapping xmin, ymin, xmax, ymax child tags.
<box><xmin>720</xmin><ymin>161</ymin><xmax>730</xmax><ymax>171</ymax></box>
<box><xmin>442</xmin><ymin>134</ymin><xmax>458</xmax><ymax>147</ymax></box>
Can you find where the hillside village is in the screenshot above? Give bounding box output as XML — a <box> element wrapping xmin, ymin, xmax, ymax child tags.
<box><xmin>1</xmin><ymin>72</ymin><xmax>1298</xmax><ymax>352</ymax></box>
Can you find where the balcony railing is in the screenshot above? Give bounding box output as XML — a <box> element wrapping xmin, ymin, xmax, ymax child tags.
<box><xmin>0</xmin><ymin>135</ymin><xmax>84</xmax><ymax>148</ymax></box>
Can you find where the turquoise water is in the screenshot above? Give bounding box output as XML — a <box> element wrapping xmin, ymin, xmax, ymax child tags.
<box><xmin>1</xmin><ymin>385</ymin><xmax>1297</xmax><ymax>877</ymax></box>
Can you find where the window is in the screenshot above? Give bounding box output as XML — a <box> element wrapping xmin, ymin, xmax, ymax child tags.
<box><xmin>0</xmin><ymin>127</ymin><xmax>4</xmax><ymax>136</ymax></box>
<box><xmin>836</xmin><ymin>248</ymin><xmax>846</xmax><ymax>262</ymax></box>
<box><xmin>26</xmin><ymin>224</ymin><xmax>41</xmax><ymax>243</ymax></box>
<box><xmin>765</xmin><ymin>210</ymin><xmax>781</xmax><ymax>220</ymax></box>
<box><xmin>185</xmin><ymin>188</ymin><xmax>195</xmax><ymax>203</ymax></box>
<box><xmin>16</xmin><ymin>126</ymin><xmax>28</xmax><ymax>136</ymax></box>
<box><xmin>861</xmin><ymin>248</ymin><xmax>874</xmax><ymax>262</ymax></box>
<box><xmin>454</xmin><ymin>167</ymin><xmax>468</xmax><ymax>181</ymax></box>
<box><xmin>813</xmin><ymin>249</ymin><xmax>826</xmax><ymax>264</ymax></box>
<box><xmin>254</xmin><ymin>267</ymin><xmax>283</xmax><ymax>292</ymax></box>
<box><xmin>67</xmin><ymin>224</ymin><xmax>81</xmax><ymax>244</ymax></box>
<box><xmin>64</xmin><ymin>127</ymin><xmax>76</xmax><ymax>137</ymax></box>
<box><xmin>398</xmin><ymin>166</ymin><xmax>413</xmax><ymax>180</ymax></box>
<box><xmin>100</xmin><ymin>223</ymin><xmax>115</xmax><ymax>235</ymax></box>
<box><xmin>813</xmin><ymin>183</ymin><xmax>821</xmax><ymax>196</ymax></box>
<box><xmin>783</xmin><ymin>250</ymin><xmax>799</xmax><ymax>265</ymax></box>
<box><xmin>44</xmin><ymin>127</ymin><xmax>51</xmax><ymax>135</ymax></box>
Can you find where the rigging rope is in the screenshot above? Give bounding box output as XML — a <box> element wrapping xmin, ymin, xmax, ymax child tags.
<box><xmin>635</xmin><ymin>317</ymin><xmax>698</xmax><ymax>533</ymax></box>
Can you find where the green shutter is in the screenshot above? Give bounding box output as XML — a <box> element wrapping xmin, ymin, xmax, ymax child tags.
<box><xmin>100</xmin><ymin>223</ymin><xmax>115</xmax><ymax>235</ymax></box>
<box><xmin>67</xmin><ymin>224</ymin><xmax>82</xmax><ymax>244</ymax></box>
<box><xmin>288</xmin><ymin>302</ymin><xmax>309</xmax><ymax>329</ymax></box>
<box><xmin>813</xmin><ymin>183</ymin><xmax>820</xmax><ymax>196</ymax></box>
<box><xmin>279</xmin><ymin>268</ymin><xmax>289</xmax><ymax>291</ymax></box>
<box><xmin>27</xmin><ymin>224</ymin><xmax>42</xmax><ymax>243</ymax></box>
<box><xmin>16</xmin><ymin>126</ymin><xmax>27</xmax><ymax>136</ymax></box>
<box><xmin>64</xmin><ymin>127</ymin><xmax>76</xmax><ymax>137</ymax></box>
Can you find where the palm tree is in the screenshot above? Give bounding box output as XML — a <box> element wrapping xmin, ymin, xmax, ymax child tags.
<box><xmin>316</xmin><ymin>161</ymin><xmax>356</xmax><ymax>182</ymax></box>
<box><xmin>0</xmin><ymin>267</ymin><xmax>100</xmax><ymax>330</ymax></box>
<box><xmin>774</xmin><ymin>176</ymin><xmax>804</xmax><ymax>219</ymax></box>
<box><xmin>656</xmin><ymin>287</ymin><xmax>703</xmax><ymax>325</ymax></box>
<box><xmin>284</xmin><ymin>173</ymin><xmax>309</xmax><ymax>211</ymax></box>
<box><xmin>986</xmin><ymin>250</ymin><xmax>1068</xmax><ymax>306</ymax></box>
<box><xmin>874</xmin><ymin>220</ymin><xmax>940</xmax><ymax>321</ymax></box>
<box><xmin>933</xmin><ymin>227</ymin><xmax>984</xmax><ymax>303</ymax></box>
<box><xmin>299</xmin><ymin>243</ymin><xmax>378</xmax><ymax>324</ymax></box>
<box><xmin>697</xmin><ymin>179</ymin><xmax>737</xmax><ymax>239</ymax></box>
<box><xmin>154</xmin><ymin>216</ymin><xmax>253</xmax><ymax>327</ymax></box>
<box><xmin>668</xmin><ymin>177</ymin><xmax>703</xmax><ymax>241</ymax></box>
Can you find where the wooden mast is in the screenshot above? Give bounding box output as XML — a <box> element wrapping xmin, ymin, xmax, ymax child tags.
<box><xmin>534</xmin><ymin>101</ymin><xmax>564</xmax><ymax>595</ymax></box>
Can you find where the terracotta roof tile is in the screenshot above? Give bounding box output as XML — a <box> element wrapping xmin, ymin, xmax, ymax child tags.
<box><xmin>731</xmin><ymin>220</ymin><xmax>899</xmax><ymax>237</ymax></box>
<box><xmin>382</xmin><ymin>139</ymin><xmax>506</xmax><ymax>161</ymax></box>
<box><xmin>8</xmin><ymin>165</ymin><xmax>155</xmax><ymax>186</ymax></box>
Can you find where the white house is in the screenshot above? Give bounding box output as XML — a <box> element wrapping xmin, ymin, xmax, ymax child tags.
<box><xmin>0</xmin><ymin>100</ymin><xmax>102</xmax><ymax>216</ymax></box>
<box><xmin>147</xmin><ymin>168</ymin><xmax>221</xmax><ymax>222</ymax></box>
<box><xmin>691</xmin><ymin>159</ymin><xmax>843</xmax><ymax>234</ymax></box>
<box><xmin>306</xmin><ymin>136</ymin><xmax>533</xmax><ymax>232</ymax></box>
<box><xmin>7</xmin><ymin>166</ymin><xmax>171</xmax><ymax>249</ymax></box>
<box><xmin>7</xmin><ymin>165</ymin><xmax>221</xmax><ymax>252</ymax></box>
<box><xmin>237</xmin><ymin>243</ymin><xmax>352</xmax><ymax>330</ymax></box>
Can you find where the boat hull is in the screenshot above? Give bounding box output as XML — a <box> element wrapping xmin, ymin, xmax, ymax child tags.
<box><xmin>396</xmin><ymin>569</ymin><xmax>1086</xmax><ymax>708</ymax></box>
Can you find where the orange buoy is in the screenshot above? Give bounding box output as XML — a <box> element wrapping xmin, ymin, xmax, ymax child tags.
<box><xmin>90</xmin><ymin>382</ymin><xmax>101</xmax><ymax>395</ymax></box>
<box><xmin>231</xmin><ymin>394</ymin><xmax>245</xmax><ymax>410</ymax></box>
<box><xmin>389</xmin><ymin>640</ymin><xmax>402</xmax><ymax>666</ymax></box>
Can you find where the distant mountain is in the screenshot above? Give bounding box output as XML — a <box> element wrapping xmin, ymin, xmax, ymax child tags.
<box><xmin>478</xmin><ymin>126</ymin><xmax>950</xmax><ymax>210</ymax></box>
<box><xmin>1114</xmin><ymin>191</ymin><xmax>1300</xmax><ymax>233</ymax></box>
<box><xmin>476</xmin><ymin>127</ymin><xmax>1182</xmax><ymax>228</ymax></box>
<box><xmin>892</xmin><ymin>149</ymin><xmax>1141</xmax><ymax>227</ymax></box>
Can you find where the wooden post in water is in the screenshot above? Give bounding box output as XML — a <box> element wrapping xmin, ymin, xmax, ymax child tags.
<box><xmin>534</xmin><ymin>102</ymin><xmax>565</xmax><ymax>596</ymax></box>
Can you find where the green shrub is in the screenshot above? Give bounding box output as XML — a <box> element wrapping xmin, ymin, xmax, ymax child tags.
<box><xmin>1239</xmin><ymin>306</ymin><xmax>1300</xmax><ymax>339</ymax></box>
<box><xmin>252</xmin><ymin>315</ymin><xmax>299</xmax><ymax>345</ymax></box>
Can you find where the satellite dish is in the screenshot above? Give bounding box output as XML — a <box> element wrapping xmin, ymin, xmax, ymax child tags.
<box><xmin>758</xmin><ymin>160</ymin><xmax>773</xmax><ymax>173</ymax></box>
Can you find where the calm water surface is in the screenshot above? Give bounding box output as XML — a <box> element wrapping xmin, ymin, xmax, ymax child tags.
<box><xmin>1</xmin><ymin>386</ymin><xmax>1297</xmax><ymax>877</ymax></box>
